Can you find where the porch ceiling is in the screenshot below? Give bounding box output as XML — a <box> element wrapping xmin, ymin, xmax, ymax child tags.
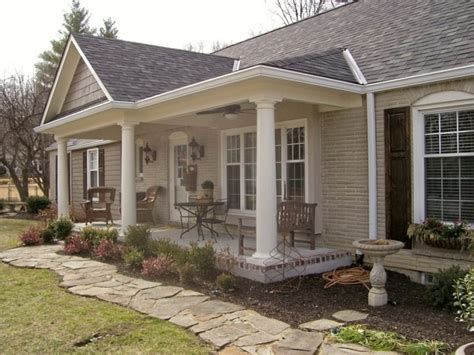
<box><xmin>38</xmin><ymin>72</ymin><xmax>363</xmax><ymax>138</ymax></box>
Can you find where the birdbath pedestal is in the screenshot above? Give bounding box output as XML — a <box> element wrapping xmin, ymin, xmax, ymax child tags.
<box><xmin>352</xmin><ymin>239</ymin><xmax>404</xmax><ymax>307</ymax></box>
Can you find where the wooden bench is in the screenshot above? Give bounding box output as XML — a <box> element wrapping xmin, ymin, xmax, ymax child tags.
<box><xmin>237</xmin><ymin>201</ymin><xmax>318</xmax><ymax>256</ymax></box>
<box><xmin>3</xmin><ymin>201</ymin><xmax>27</xmax><ymax>212</ymax></box>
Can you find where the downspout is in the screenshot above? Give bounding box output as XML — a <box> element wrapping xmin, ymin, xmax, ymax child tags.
<box><xmin>367</xmin><ymin>92</ymin><xmax>377</xmax><ymax>239</ymax></box>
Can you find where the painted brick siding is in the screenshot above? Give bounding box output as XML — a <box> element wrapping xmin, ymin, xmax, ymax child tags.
<box><xmin>320</xmin><ymin>105</ymin><xmax>369</xmax><ymax>250</ymax></box>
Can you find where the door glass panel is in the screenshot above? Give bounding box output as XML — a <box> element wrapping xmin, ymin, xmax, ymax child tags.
<box><xmin>174</xmin><ymin>144</ymin><xmax>187</xmax><ymax>204</ymax></box>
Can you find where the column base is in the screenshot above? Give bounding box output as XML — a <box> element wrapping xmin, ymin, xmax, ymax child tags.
<box><xmin>368</xmin><ymin>287</ymin><xmax>388</xmax><ymax>307</ymax></box>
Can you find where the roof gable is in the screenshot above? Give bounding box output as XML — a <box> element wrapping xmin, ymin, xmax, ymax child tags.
<box><xmin>72</xmin><ymin>34</ymin><xmax>237</xmax><ymax>102</ymax></box>
<box><xmin>216</xmin><ymin>0</ymin><xmax>474</xmax><ymax>83</ymax></box>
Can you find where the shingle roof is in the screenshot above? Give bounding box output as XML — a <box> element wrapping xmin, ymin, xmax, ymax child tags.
<box><xmin>73</xmin><ymin>34</ymin><xmax>237</xmax><ymax>101</ymax></box>
<box><xmin>262</xmin><ymin>49</ymin><xmax>357</xmax><ymax>83</ymax></box>
<box><xmin>216</xmin><ymin>0</ymin><xmax>474</xmax><ymax>83</ymax></box>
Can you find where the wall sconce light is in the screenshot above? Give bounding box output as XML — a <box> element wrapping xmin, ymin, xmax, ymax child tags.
<box><xmin>189</xmin><ymin>136</ymin><xmax>205</xmax><ymax>162</ymax></box>
<box><xmin>143</xmin><ymin>143</ymin><xmax>157</xmax><ymax>164</ymax></box>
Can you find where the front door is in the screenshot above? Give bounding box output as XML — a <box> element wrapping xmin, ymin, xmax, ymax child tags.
<box><xmin>169</xmin><ymin>135</ymin><xmax>188</xmax><ymax>222</ymax></box>
<box><xmin>385</xmin><ymin>107</ymin><xmax>411</xmax><ymax>247</ymax></box>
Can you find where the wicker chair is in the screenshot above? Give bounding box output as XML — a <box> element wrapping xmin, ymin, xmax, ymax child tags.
<box><xmin>81</xmin><ymin>187</ymin><xmax>116</xmax><ymax>225</ymax></box>
<box><xmin>137</xmin><ymin>185</ymin><xmax>161</xmax><ymax>223</ymax></box>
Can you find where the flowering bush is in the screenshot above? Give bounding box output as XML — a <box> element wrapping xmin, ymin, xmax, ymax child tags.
<box><xmin>141</xmin><ymin>255</ymin><xmax>175</xmax><ymax>278</ymax></box>
<box><xmin>93</xmin><ymin>239</ymin><xmax>122</xmax><ymax>261</ymax></box>
<box><xmin>453</xmin><ymin>267</ymin><xmax>474</xmax><ymax>331</ymax></box>
<box><xmin>64</xmin><ymin>235</ymin><xmax>91</xmax><ymax>255</ymax></box>
<box><xmin>19</xmin><ymin>227</ymin><xmax>43</xmax><ymax>246</ymax></box>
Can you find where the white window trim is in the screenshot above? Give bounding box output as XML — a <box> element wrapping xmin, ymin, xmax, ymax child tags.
<box><xmin>86</xmin><ymin>148</ymin><xmax>99</xmax><ymax>189</ymax></box>
<box><xmin>412</xmin><ymin>95</ymin><xmax>474</xmax><ymax>224</ymax></box>
<box><xmin>220</xmin><ymin>118</ymin><xmax>308</xmax><ymax>216</ymax></box>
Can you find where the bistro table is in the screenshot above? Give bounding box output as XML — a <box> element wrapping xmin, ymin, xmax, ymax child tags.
<box><xmin>175</xmin><ymin>200</ymin><xmax>224</xmax><ymax>240</ymax></box>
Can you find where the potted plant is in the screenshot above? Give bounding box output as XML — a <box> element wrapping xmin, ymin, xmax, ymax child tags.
<box><xmin>201</xmin><ymin>180</ymin><xmax>214</xmax><ymax>200</ymax></box>
<box><xmin>407</xmin><ymin>218</ymin><xmax>473</xmax><ymax>251</ymax></box>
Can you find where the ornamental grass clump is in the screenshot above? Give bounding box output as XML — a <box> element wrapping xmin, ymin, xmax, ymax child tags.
<box><xmin>453</xmin><ymin>267</ymin><xmax>474</xmax><ymax>331</ymax></box>
<box><xmin>64</xmin><ymin>235</ymin><xmax>91</xmax><ymax>255</ymax></box>
<box><xmin>122</xmin><ymin>247</ymin><xmax>145</xmax><ymax>270</ymax></box>
<box><xmin>141</xmin><ymin>255</ymin><xmax>175</xmax><ymax>278</ymax></box>
<box><xmin>125</xmin><ymin>225</ymin><xmax>151</xmax><ymax>253</ymax></box>
<box><xmin>19</xmin><ymin>227</ymin><xmax>43</xmax><ymax>246</ymax></box>
<box><xmin>93</xmin><ymin>239</ymin><xmax>122</xmax><ymax>261</ymax></box>
<box><xmin>216</xmin><ymin>273</ymin><xmax>236</xmax><ymax>292</ymax></box>
<box><xmin>188</xmin><ymin>241</ymin><xmax>216</xmax><ymax>279</ymax></box>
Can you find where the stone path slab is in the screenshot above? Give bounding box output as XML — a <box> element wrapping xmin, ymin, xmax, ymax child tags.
<box><xmin>332</xmin><ymin>310</ymin><xmax>369</xmax><ymax>322</ymax></box>
<box><xmin>0</xmin><ymin>245</ymin><xmax>374</xmax><ymax>354</ymax></box>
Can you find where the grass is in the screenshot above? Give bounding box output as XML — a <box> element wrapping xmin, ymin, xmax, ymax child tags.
<box><xmin>329</xmin><ymin>325</ymin><xmax>449</xmax><ymax>355</ymax></box>
<box><xmin>0</xmin><ymin>219</ymin><xmax>212</xmax><ymax>354</ymax></box>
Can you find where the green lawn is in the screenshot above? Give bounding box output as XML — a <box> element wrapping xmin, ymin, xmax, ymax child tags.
<box><xmin>0</xmin><ymin>219</ymin><xmax>211</xmax><ymax>354</ymax></box>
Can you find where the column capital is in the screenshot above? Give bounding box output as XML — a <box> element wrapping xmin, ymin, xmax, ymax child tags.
<box><xmin>118</xmin><ymin>120</ymin><xmax>139</xmax><ymax>129</ymax></box>
<box><xmin>251</xmin><ymin>97</ymin><xmax>282</xmax><ymax>109</ymax></box>
<box><xmin>55</xmin><ymin>136</ymin><xmax>68</xmax><ymax>144</ymax></box>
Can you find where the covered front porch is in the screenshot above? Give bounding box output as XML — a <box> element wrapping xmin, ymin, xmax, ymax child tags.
<box><xmin>40</xmin><ymin>59</ymin><xmax>367</xmax><ymax>281</ymax></box>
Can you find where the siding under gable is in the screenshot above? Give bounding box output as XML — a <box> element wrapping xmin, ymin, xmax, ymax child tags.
<box><xmin>60</xmin><ymin>59</ymin><xmax>107</xmax><ymax>114</ymax></box>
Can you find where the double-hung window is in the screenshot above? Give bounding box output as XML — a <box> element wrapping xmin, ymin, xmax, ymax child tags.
<box><xmin>224</xmin><ymin>121</ymin><xmax>306</xmax><ymax>213</ymax></box>
<box><xmin>87</xmin><ymin>148</ymin><xmax>99</xmax><ymax>189</ymax></box>
<box><xmin>424</xmin><ymin>110</ymin><xmax>474</xmax><ymax>223</ymax></box>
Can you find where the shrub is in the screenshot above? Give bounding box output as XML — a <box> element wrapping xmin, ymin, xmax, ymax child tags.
<box><xmin>93</xmin><ymin>239</ymin><xmax>122</xmax><ymax>261</ymax></box>
<box><xmin>122</xmin><ymin>247</ymin><xmax>145</xmax><ymax>270</ymax></box>
<box><xmin>40</xmin><ymin>228</ymin><xmax>55</xmax><ymax>244</ymax></box>
<box><xmin>64</xmin><ymin>235</ymin><xmax>91</xmax><ymax>255</ymax></box>
<box><xmin>216</xmin><ymin>273</ymin><xmax>236</xmax><ymax>292</ymax></box>
<box><xmin>178</xmin><ymin>263</ymin><xmax>196</xmax><ymax>285</ymax></box>
<box><xmin>19</xmin><ymin>227</ymin><xmax>42</xmax><ymax>246</ymax></box>
<box><xmin>38</xmin><ymin>204</ymin><xmax>57</xmax><ymax>226</ymax></box>
<box><xmin>148</xmin><ymin>238</ymin><xmax>188</xmax><ymax>265</ymax></box>
<box><xmin>201</xmin><ymin>180</ymin><xmax>214</xmax><ymax>189</ymax></box>
<box><xmin>80</xmin><ymin>226</ymin><xmax>118</xmax><ymax>247</ymax></box>
<box><xmin>26</xmin><ymin>196</ymin><xmax>50</xmax><ymax>214</ymax></box>
<box><xmin>49</xmin><ymin>217</ymin><xmax>74</xmax><ymax>240</ymax></box>
<box><xmin>427</xmin><ymin>265</ymin><xmax>468</xmax><ymax>310</ymax></box>
<box><xmin>453</xmin><ymin>267</ymin><xmax>474</xmax><ymax>331</ymax></box>
<box><xmin>125</xmin><ymin>225</ymin><xmax>151</xmax><ymax>253</ymax></box>
<box><xmin>141</xmin><ymin>255</ymin><xmax>175</xmax><ymax>278</ymax></box>
<box><xmin>188</xmin><ymin>241</ymin><xmax>216</xmax><ymax>279</ymax></box>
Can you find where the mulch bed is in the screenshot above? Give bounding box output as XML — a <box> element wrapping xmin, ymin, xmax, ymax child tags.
<box><xmin>119</xmin><ymin>265</ymin><xmax>471</xmax><ymax>349</ymax></box>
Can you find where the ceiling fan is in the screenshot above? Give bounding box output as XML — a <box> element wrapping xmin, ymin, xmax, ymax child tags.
<box><xmin>196</xmin><ymin>104</ymin><xmax>254</xmax><ymax>120</ymax></box>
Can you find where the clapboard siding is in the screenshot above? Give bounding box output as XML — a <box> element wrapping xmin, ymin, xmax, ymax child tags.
<box><xmin>61</xmin><ymin>59</ymin><xmax>106</xmax><ymax>113</ymax></box>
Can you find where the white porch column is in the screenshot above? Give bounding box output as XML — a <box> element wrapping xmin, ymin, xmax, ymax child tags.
<box><xmin>367</xmin><ymin>92</ymin><xmax>378</xmax><ymax>239</ymax></box>
<box><xmin>56</xmin><ymin>136</ymin><xmax>69</xmax><ymax>217</ymax></box>
<box><xmin>120</xmin><ymin>122</ymin><xmax>137</xmax><ymax>233</ymax></box>
<box><xmin>253</xmin><ymin>99</ymin><xmax>278</xmax><ymax>259</ymax></box>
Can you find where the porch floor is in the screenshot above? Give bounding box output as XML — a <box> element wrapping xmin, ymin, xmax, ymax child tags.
<box><xmin>73</xmin><ymin>221</ymin><xmax>352</xmax><ymax>283</ymax></box>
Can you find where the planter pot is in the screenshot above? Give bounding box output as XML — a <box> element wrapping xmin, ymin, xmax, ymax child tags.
<box><xmin>423</xmin><ymin>236</ymin><xmax>468</xmax><ymax>250</ymax></box>
<box><xmin>455</xmin><ymin>342</ymin><xmax>474</xmax><ymax>355</ymax></box>
<box><xmin>202</xmin><ymin>188</ymin><xmax>213</xmax><ymax>200</ymax></box>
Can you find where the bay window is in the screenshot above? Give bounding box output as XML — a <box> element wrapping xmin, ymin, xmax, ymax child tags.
<box><xmin>424</xmin><ymin>110</ymin><xmax>474</xmax><ymax>223</ymax></box>
<box><xmin>224</xmin><ymin>121</ymin><xmax>306</xmax><ymax>213</ymax></box>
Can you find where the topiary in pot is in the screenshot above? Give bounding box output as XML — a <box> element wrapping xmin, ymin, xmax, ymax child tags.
<box><xmin>201</xmin><ymin>180</ymin><xmax>214</xmax><ymax>200</ymax></box>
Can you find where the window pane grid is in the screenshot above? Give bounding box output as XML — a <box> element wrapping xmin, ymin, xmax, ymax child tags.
<box><xmin>424</xmin><ymin>110</ymin><xmax>474</xmax><ymax>223</ymax></box>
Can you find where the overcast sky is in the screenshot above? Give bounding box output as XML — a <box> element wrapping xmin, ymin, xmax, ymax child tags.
<box><xmin>1</xmin><ymin>0</ymin><xmax>279</xmax><ymax>77</ymax></box>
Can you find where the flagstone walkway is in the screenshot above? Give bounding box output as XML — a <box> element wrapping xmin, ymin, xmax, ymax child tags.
<box><xmin>0</xmin><ymin>245</ymin><xmax>380</xmax><ymax>355</ymax></box>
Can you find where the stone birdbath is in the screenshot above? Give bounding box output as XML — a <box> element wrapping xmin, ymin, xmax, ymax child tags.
<box><xmin>352</xmin><ymin>239</ymin><xmax>404</xmax><ymax>307</ymax></box>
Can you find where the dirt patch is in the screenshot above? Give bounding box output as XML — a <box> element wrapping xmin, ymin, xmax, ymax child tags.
<box><xmin>73</xmin><ymin>324</ymin><xmax>137</xmax><ymax>347</ymax></box>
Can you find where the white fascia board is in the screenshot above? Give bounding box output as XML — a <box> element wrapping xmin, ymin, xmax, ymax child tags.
<box><xmin>366</xmin><ymin>65</ymin><xmax>474</xmax><ymax>93</ymax></box>
<box><xmin>135</xmin><ymin>65</ymin><xmax>364</xmax><ymax>109</ymax></box>
<box><xmin>70</xmin><ymin>36</ymin><xmax>113</xmax><ymax>101</ymax></box>
<box><xmin>46</xmin><ymin>139</ymin><xmax>117</xmax><ymax>152</ymax></box>
<box><xmin>40</xmin><ymin>38</ymin><xmax>74</xmax><ymax>125</ymax></box>
<box><xmin>35</xmin><ymin>101</ymin><xmax>133</xmax><ymax>133</ymax></box>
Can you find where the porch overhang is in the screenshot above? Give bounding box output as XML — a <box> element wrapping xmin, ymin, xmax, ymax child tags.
<box><xmin>35</xmin><ymin>65</ymin><xmax>364</xmax><ymax>137</ymax></box>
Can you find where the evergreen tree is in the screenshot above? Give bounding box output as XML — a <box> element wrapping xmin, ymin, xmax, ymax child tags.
<box><xmin>35</xmin><ymin>0</ymin><xmax>96</xmax><ymax>87</ymax></box>
<box><xmin>99</xmin><ymin>17</ymin><xmax>119</xmax><ymax>39</ymax></box>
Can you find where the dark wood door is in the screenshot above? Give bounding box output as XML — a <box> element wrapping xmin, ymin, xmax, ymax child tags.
<box><xmin>385</xmin><ymin>107</ymin><xmax>411</xmax><ymax>247</ymax></box>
